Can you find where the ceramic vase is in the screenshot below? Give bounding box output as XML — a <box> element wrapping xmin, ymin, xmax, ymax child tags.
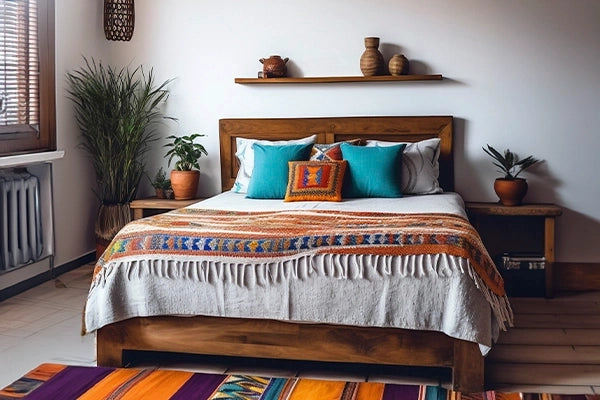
<box><xmin>388</xmin><ymin>54</ymin><xmax>409</xmax><ymax>75</ymax></box>
<box><xmin>360</xmin><ymin>37</ymin><xmax>384</xmax><ymax>76</ymax></box>
<box><xmin>259</xmin><ymin>55</ymin><xmax>289</xmax><ymax>78</ymax></box>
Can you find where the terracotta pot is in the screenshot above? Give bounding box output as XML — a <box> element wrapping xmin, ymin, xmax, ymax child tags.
<box><xmin>494</xmin><ymin>178</ymin><xmax>528</xmax><ymax>206</ymax></box>
<box><xmin>259</xmin><ymin>55</ymin><xmax>289</xmax><ymax>78</ymax></box>
<box><xmin>155</xmin><ymin>188</ymin><xmax>165</xmax><ymax>199</ymax></box>
<box><xmin>170</xmin><ymin>170</ymin><xmax>199</xmax><ymax>200</ymax></box>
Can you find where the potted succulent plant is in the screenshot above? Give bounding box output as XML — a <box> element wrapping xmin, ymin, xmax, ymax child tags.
<box><xmin>164</xmin><ymin>133</ymin><xmax>208</xmax><ymax>200</ymax></box>
<box><xmin>483</xmin><ymin>144</ymin><xmax>540</xmax><ymax>206</ymax></box>
<box><xmin>150</xmin><ymin>167</ymin><xmax>172</xmax><ymax>199</ymax></box>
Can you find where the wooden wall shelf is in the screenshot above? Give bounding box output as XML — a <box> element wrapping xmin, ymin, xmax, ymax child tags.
<box><xmin>234</xmin><ymin>74</ymin><xmax>443</xmax><ymax>84</ymax></box>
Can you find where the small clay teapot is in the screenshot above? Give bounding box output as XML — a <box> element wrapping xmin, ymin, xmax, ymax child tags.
<box><xmin>259</xmin><ymin>55</ymin><xmax>289</xmax><ymax>78</ymax></box>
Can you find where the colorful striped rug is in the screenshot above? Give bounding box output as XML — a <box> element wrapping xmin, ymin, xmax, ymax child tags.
<box><xmin>0</xmin><ymin>363</ymin><xmax>595</xmax><ymax>400</ymax></box>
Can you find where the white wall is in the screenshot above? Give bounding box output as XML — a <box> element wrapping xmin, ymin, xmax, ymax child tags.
<box><xmin>53</xmin><ymin>0</ymin><xmax>109</xmax><ymax>265</ymax></box>
<box><xmin>55</xmin><ymin>0</ymin><xmax>600</xmax><ymax>263</ymax></box>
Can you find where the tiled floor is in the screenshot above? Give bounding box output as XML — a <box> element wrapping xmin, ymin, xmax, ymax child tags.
<box><xmin>1</xmin><ymin>263</ymin><xmax>599</xmax><ymax>394</ymax></box>
<box><xmin>0</xmin><ymin>263</ymin><xmax>448</xmax><ymax>390</ymax></box>
<box><xmin>0</xmin><ymin>264</ymin><xmax>96</xmax><ymax>388</ymax></box>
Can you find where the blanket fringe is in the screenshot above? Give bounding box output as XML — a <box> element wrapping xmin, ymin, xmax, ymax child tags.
<box><xmin>90</xmin><ymin>252</ymin><xmax>514</xmax><ymax>333</ymax></box>
<box><xmin>468</xmin><ymin>262</ymin><xmax>514</xmax><ymax>331</ymax></box>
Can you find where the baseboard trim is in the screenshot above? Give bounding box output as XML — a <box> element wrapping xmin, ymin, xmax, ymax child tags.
<box><xmin>0</xmin><ymin>252</ymin><xmax>95</xmax><ymax>302</ymax></box>
<box><xmin>553</xmin><ymin>262</ymin><xmax>600</xmax><ymax>292</ymax></box>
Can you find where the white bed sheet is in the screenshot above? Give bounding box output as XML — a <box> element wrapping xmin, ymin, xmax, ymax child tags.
<box><xmin>85</xmin><ymin>192</ymin><xmax>502</xmax><ymax>355</ymax></box>
<box><xmin>188</xmin><ymin>191</ymin><xmax>468</xmax><ymax>218</ymax></box>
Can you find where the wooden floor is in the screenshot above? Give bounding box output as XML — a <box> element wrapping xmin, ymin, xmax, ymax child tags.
<box><xmin>486</xmin><ymin>291</ymin><xmax>600</xmax><ymax>393</ymax></box>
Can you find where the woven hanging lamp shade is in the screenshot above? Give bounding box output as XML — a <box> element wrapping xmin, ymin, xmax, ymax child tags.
<box><xmin>104</xmin><ymin>0</ymin><xmax>135</xmax><ymax>41</ymax></box>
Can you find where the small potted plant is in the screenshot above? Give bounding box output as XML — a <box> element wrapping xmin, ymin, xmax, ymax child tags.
<box><xmin>164</xmin><ymin>133</ymin><xmax>208</xmax><ymax>200</ymax></box>
<box><xmin>150</xmin><ymin>167</ymin><xmax>172</xmax><ymax>199</ymax></box>
<box><xmin>483</xmin><ymin>144</ymin><xmax>540</xmax><ymax>206</ymax></box>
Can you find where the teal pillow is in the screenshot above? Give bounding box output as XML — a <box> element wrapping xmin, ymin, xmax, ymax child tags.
<box><xmin>246</xmin><ymin>143</ymin><xmax>313</xmax><ymax>199</ymax></box>
<box><xmin>340</xmin><ymin>142</ymin><xmax>406</xmax><ymax>198</ymax></box>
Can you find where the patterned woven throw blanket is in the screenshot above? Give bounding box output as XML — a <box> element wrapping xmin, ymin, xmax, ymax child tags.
<box><xmin>98</xmin><ymin>208</ymin><xmax>513</xmax><ymax>329</ymax></box>
<box><xmin>103</xmin><ymin>209</ymin><xmax>503</xmax><ymax>292</ymax></box>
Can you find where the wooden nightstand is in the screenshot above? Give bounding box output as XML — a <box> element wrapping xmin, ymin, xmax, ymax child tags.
<box><xmin>465</xmin><ymin>202</ymin><xmax>562</xmax><ymax>297</ymax></box>
<box><xmin>130</xmin><ymin>197</ymin><xmax>205</xmax><ymax>220</ymax></box>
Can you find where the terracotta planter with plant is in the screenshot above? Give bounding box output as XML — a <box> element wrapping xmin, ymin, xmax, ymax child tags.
<box><xmin>170</xmin><ymin>170</ymin><xmax>200</xmax><ymax>200</ymax></box>
<box><xmin>483</xmin><ymin>144</ymin><xmax>540</xmax><ymax>206</ymax></box>
<box><xmin>165</xmin><ymin>133</ymin><xmax>208</xmax><ymax>200</ymax></box>
<box><xmin>151</xmin><ymin>167</ymin><xmax>172</xmax><ymax>199</ymax></box>
<box><xmin>66</xmin><ymin>57</ymin><xmax>172</xmax><ymax>259</ymax></box>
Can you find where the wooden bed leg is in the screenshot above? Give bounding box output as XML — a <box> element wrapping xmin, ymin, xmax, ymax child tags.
<box><xmin>96</xmin><ymin>326</ymin><xmax>125</xmax><ymax>367</ymax></box>
<box><xmin>451</xmin><ymin>339</ymin><xmax>484</xmax><ymax>393</ymax></box>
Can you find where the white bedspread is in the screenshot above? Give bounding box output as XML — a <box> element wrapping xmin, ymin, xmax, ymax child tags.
<box><xmin>85</xmin><ymin>192</ymin><xmax>507</xmax><ymax>355</ymax></box>
<box><xmin>190</xmin><ymin>191</ymin><xmax>469</xmax><ymax>217</ymax></box>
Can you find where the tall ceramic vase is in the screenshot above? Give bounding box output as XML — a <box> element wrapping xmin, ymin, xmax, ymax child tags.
<box><xmin>360</xmin><ymin>37</ymin><xmax>384</xmax><ymax>76</ymax></box>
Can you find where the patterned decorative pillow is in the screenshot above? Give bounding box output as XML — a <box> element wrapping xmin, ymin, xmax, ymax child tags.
<box><xmin>284</xmin><ymin>161</ymin><xmax>347</xmax><ymax>202</ymax></box>
<box><xmin>310</xmin><ymin>139</ymin><xmax>365</xmax><ymax>161</ymax></box>
<box><xmin>233</xmin><ymin>135</ymin><xmax>317</xmax><ymax>193</ymax></box>
<box><xmin>365</xmin><ymin>138</ymin><xmax>442</xmax><ymax>194</ymax></box>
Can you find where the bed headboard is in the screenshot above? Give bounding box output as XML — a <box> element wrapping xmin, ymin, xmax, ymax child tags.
<box><xmin>219</xmin><ymin>116</ymin><xmax>454</xmax><ymax>193</ymax></box>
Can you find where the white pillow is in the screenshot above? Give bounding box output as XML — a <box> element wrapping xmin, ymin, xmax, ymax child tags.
<box><xmin>232</xmin><ymin>135</ymin><xmax>317</xmax><ymax>193</ymax></box>
<box><xmin>365</xmin><ymin>138</ymin><xmax>442</xmax><ymax>195</ymax></box>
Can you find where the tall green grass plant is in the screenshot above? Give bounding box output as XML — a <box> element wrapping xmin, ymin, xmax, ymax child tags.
<box><xmin>67</xmin><ymin>58</ymin><xmax>172</xmax><ymax>242</ymax></box>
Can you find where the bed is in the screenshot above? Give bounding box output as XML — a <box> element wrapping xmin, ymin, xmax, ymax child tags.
<box><xmin>86</xmin><ymin>116</ymin><xmax>512</xmax><ymax>393</ymax></box>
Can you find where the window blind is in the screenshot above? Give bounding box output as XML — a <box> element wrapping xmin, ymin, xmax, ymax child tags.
<box><xmin>0</xmin><ymin>0</ymin><xmax>39</xmax><ymax>137</ymax></box>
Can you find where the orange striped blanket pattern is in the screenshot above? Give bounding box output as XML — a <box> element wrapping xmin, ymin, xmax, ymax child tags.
<box><xmin>101</xmin><ymin>209</ymin><xmax>506</xmax><ymax>297</ymax></box>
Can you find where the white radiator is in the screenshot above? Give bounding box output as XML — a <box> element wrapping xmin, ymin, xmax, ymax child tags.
<box><xmin>0</xmin><ymin>170</ymin><xmax>43</xmax><ymax>272</ymax></box>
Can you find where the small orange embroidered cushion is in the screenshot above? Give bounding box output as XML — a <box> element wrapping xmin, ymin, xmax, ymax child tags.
<box><xmin>284</xmin><ymin>161</ymin><xmax>347</xmax><ymax>202</ymax></box>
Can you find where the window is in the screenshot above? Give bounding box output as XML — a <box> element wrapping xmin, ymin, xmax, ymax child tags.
<box><xmin>0</xmin><ymin>0</ymin><xmax>55</xmax><ymax>156</ymax></box>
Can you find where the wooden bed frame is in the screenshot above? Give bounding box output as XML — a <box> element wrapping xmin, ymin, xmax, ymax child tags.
<box><xmin>97</xmin><ymin>116</ymin><xmax>485</xmax><ymax>392</ymax></box>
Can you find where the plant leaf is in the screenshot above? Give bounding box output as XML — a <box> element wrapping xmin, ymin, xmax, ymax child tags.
<box><xmin>66</xmin><ymin>56</ymin><xmax>173</xmax><ymax>204</ymax></box>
